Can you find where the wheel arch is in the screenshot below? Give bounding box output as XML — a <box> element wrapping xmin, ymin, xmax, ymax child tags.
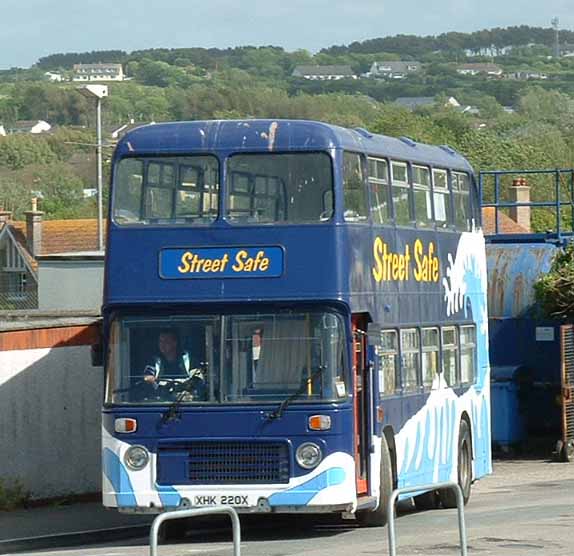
<box><xmin>382</xmin><ymin>425</ymin><xmax>398</xmax><ymax>489</ymax></box>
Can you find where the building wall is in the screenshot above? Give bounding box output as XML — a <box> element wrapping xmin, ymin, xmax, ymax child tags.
<box><xmin>0</xmin><ymin>324</ymin><xmax>103</xmax><ymax>499</ymax></box>
<box><xmin>38</xmin><ymin>259</ymin><xmax>104</xmax><ymax>311</ymax></box>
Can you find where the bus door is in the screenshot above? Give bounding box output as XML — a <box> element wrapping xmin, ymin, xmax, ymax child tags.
<box><xmin>352</xmin><ymin>315</ymin><xmax>370</xmax><ymax>495</ymax></box>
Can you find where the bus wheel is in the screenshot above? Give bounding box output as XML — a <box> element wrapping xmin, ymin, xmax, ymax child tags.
<box><xmin>358</xmin><ymin>435</ymin><xmax>394</xmax><ymax>527</ymax></box>
<box><xmin>440</xmin><ymin>420</ymin><xmax>472</xmax><ymax>509</ymax></box>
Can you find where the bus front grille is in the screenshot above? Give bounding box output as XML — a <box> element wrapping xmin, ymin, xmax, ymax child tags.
<box><xmin>157</xmin><ymin>441</ymin><xmax>291</xmax><ymax>485</ymax></box>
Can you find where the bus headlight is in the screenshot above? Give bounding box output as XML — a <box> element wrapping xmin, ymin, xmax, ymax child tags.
<box><xmin>296</xmin><ymin>442</ymin><xmax>322</xmax><ymax>470</ymax></box>
<box><xmin>124</xmin><ymin>445</ymin><xmax>150</xmax><ymax>471</ymax></box>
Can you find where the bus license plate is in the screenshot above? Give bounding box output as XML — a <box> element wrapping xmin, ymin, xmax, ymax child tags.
<box><xmin>193</xmin><ymin>495</ymin><xmax>251</xmax><ymax>506</ymax></box>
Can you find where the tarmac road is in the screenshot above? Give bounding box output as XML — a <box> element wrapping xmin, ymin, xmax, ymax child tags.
<box><xmin>3</xmin><ymin>459</ymin><xmax>574</xmax><ymax>556</ymax></box>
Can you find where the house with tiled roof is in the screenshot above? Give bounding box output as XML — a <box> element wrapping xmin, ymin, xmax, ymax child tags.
<box><xmin>0</xmin><ymin>204</ymin><xmax>105</xmax><ymax>311</ymax></box>
<box><xmin>369</xmin><ymin>61</ymin><xmax>421</xmax><ymax>79</ymax></box>
<box><xmin>73</xmin><ymin>63</ymin><xmax>125</xmax><ymax>82</ymax></box>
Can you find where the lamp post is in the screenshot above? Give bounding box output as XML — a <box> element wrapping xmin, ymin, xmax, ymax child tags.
<box><xmin>78</xmin><ymin>84</ymin><xmax>108</xmax><ymax>252</ymax></box>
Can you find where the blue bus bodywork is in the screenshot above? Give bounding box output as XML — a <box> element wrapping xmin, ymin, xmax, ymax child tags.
<box><xmin>102</xmin><ymin>120</ymin><xmax>491</xmax><ymax>517</ymax></box>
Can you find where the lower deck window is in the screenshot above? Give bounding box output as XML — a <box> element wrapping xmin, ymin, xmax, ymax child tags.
<box><xmin>460</xmin><ymin>325</ymin><xmax>476</xmax><ymax>383</ymax></box>
<box><xmin>422</xmin><ymin>327</ymin><xmax>439</xmax><ymax>388</ymax></box>
<box><xmin>401</xmin><ymin>329</ymin><xmax>420</xmax><ymax>390</ymax></box>
<box><xmin>442</xmin><ymin>327</ymin><xmax>459</xmax><ymax>387</ymax></box>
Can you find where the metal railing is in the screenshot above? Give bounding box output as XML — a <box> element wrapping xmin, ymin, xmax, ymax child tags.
<box><xmin>387</xmin><ymin>482</ymin><xmax>467</xmax><ymax>556</ymax></box>
<box><xmin>479</xmin><ymin>168</ymin><xmax>574</xmax><ymax>242</ymax></box>
<box><xmin>149</xmin><ymin>506</ymin><xmax>241</xmax><ymax>556</ymax></box>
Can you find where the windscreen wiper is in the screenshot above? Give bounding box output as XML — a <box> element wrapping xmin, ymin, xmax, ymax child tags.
<box><xmin>267</xmin><ymin>365</ymin><xmax>326</xmax><ymax>421</ymax></box>
<box><xmin>159</xmin><ymin>380</ymin><xmax>193</xmax><ymax>426</ymax></box>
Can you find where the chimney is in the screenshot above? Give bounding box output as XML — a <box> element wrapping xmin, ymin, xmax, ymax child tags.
<box><xmin>24</xmin><ymin>198</ymin><xmax>44</xmax><ymax>256</ymax></box>
<box><xmin>509</xmin><ymin>177</ymin><xmax>530</xmax><ymax>232</ymax></box>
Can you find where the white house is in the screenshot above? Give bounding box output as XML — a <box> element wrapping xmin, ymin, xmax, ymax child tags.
<box><xmin>369</xmin><ymin>61</ymin><xmax>421</xmax><ymax>79</ymax></box>
<box><xmin>73</xmin><ymin>63</ymin><xmax>125</xmax><ymax>82</ymax></box>
<box><xmin>9</xmin><ymin>120</ymin><xmax>52</xmax><ymax>134</ymax></box>
<box><xmin>292</xmin><ymin>65</ymin><xmax>356</xmax><ymax>80</ymax></box>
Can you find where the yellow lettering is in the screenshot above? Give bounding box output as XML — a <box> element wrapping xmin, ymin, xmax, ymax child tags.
<box><xmin>391</xmin><ymin>253</ymin><xmax>399</xmax><ymax>280</ymax></box>
<box><xmin>177</xmin><ymin>252</ymin><xmax>192</xmax><ymax>273</ymax></box>
<box><xmin>259</xmin><ymin>257</ymin><xmax>269</xmax><ymax>272</ymax></box>
<box><xmin>232</xmin><ymin>250</ymin><xmax>248</xmax><ymax>271</ymax></box>
<box><xmin>414</xmin><ymin>239</ymin><xmax>423</xmax><ymax>281</ymax></box>
<box><xmin>211</xmin><ymin>259</ymin><xmax>221</xmax><ymax>272</ymax></box>
<box><xmin>220</xmin><ymin>253</ymin><xmax>229</xmax><ymax>271</ymax></box>
<box><xmin>372</xmin><ymin>237</ymin><xmax>384</xmax><ymax>282</ymax></box>
<box><xmin>202</xmin><ymin>259</ymin><xmax>212</xmax><ymax>272</ymax></box>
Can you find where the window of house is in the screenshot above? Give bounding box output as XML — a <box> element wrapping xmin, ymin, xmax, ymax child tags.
<box><xmin>412</xmin><ymin>165</ymin><xmax>432</xmax><ymax>227</ymax></box>
<box><xmin>368</xmin><ymin>157</ymin><xmax>389</xmax><ymax>224</ymax></box>
<box><xmin>401</xmin><ymin>328</ymin><xmax>420</xmax><ymax>391</ymax></box>
<box><xmin>442</xmin><ymin>326</ymin><xmax>459</xmax><ymax>387</ymax></box>
<box><xmin>453</xmin><ymin>172</ymin><xmax>471</xmax><ymax>231</ymax></box>
<box><xmin>391</xmin><ymin>161</ymin><xmax>410</xmax><ymax>225</ymax></box>
<box><xmin>460</xmin><ymin>325</ymin><xmax>477</xmax><ymax>384</ymax></box>
<box><xmin>422</xmin><ymin>327</ymin><xmax>439</xmax><ymax>388</ymax></box>
<box><xmin>378</xmin><ymin>330</ymin><xmax>398</xmax><ymax>395</ymax></box>
<box><xmin>343</xmin><ymin>152</ymin><xmax>368</xmax><ymax>222</ymax></box>
<box><xmin>433</xmin><ymin>169</ymin><xmax>451</xmax><ymax>228</ymax></box>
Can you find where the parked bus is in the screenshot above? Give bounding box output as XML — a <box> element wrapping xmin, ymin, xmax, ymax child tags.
<box><xmin>102</xmin><ymin>120</ymin><xmax>491</xmax><ymax>525</ymax></box>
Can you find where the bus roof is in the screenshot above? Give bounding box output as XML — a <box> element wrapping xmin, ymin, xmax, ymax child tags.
<box><xmin>115</xmin><ymin>119</ymin><xmax>473</xmax><ymax>172</ymax></box>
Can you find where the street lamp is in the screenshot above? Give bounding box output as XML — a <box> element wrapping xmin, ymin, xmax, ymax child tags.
<box><xmin>78</xmin><ymin>84</ymin><xmax>108</xmax><ymax>252</ymax></box>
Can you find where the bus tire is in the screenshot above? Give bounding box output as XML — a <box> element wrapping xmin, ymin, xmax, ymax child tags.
<box><xmin>358</xmin><ymin>435</ymin><xmax>394</xmax><ymax>527</ymax></box>
<box><xmin>440</xmin><ymin>419</ymin><xmax>472</xmax><ymax>508</ymax></box>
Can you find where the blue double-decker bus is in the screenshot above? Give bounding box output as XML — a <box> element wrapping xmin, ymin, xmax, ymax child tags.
<box><xmin>102</xmin><ymin>119</ymin><xmax>491</xmax><ymax>525</ymax></box>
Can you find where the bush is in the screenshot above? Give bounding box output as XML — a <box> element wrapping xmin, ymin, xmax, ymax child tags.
<box><xmin>0</xmin><ymin>478</ymin><xmax>30</xmax><ymax>511</ymax></box>
<box><xmin>533</xmin><ymin>243</ymin><xmax>574</xmax><ymax>319</ymax></box>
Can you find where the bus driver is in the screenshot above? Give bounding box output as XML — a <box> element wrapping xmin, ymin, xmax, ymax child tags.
<box><xmin>143</xmin><ymin>329</ymin><xmax>207</xmax><ymax>400</ymax></box>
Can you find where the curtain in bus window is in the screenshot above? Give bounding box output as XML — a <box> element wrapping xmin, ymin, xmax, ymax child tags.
<box><xmin>412</xmin><ymin>165</ymin><xmax>432</xmax><ymax>227</ymax></box>
<box><xmin>343</xmin><ymin>152</ymin><xmax>368</xmax><ymax>222</ymax></box>
<box><xmin>391</xmin><ymin>162</ymin><xmax>410</xmax><ymax>225</ymax></box>
<box><xmin>442</xmin><ymin>327</ymin><xmax>459</xmax><ymax>387</ymax></box>
<box><xmin>379</xmin><ymin>330</ymin><xmax>397</xmax><ymax>395</ymax></box>
<box><xmin>422</xmin><ymin>327</ymin><xmax>439</xmax><ymax>388</ymax></box>
<box><xmin>368</xmin><ymin>157</ymin><xmax>389</xmax><ymax>224</ymax></box>
<box><xmin>401</xmin><ymin>329</ymin><xmax>420</xmax><ymax>390</ymax></box>
<box><xmin>433</xmin><ymin>169</ymin><xmax>451</xmax><ymax>228</ymax></box>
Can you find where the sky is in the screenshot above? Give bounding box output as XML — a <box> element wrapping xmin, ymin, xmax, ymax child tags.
<box><xmin>1</xmin><ymin>0</ymin><xmax>573</xmax><ymax>69</ymax></box>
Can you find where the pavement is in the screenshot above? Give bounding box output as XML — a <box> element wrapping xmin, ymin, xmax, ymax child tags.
<box><xmin>0</xmin><ymin>501</ymin><xmax>153</xmax><ymax>554</ymax></box>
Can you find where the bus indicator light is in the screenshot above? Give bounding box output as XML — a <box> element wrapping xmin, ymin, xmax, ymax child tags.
<box><xmin>115</xmin><ymin>418</ymin><xmax>137</xmax><ymax>433</ymax></box>
<box><xmin>309</xmin><ymin>415</ymin><xmax>331</xmax><ymax>431</ymax></box>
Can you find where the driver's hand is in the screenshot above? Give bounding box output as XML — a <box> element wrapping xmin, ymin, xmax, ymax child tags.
<box><xmin>144</xmin><ymin>374</ymin><xmax>156</xmax><ymax>383</ymax></box>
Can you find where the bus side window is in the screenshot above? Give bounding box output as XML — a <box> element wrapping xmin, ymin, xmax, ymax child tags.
<box><xmin>390</xmin><ymin>161</ymin><xmax>410</xmax><ymax>225</ymax></box>
<box><xmin>422</xmin><ymin>327</ymin><xmax>439</xmax><ymax>389</ymax></box>
<box><xmin>343</xmin><ymin>152</ymin><xmax>368</xmax><ymax>222</ymax></box>
<box><xmin>453</xmin><ymin>171</ymin><xmax>471</xmax><ymax>231</ymax></box>
<box><xmin>412</xmin><ymin>165</ymin><xmax>432</xmax><ymax>227</ymax></box>
<box><xmin>442</xmin><ymin>326</ymin><xmax>459</xmax><ymax>387</ymax></box>
<box><xmin>433</xmin><ymin>168</ymin><xmax>451</xmax><ymax>228</ymax></box>
<box><xmin>144</xmin><ymin>161</ymin><xmax>176</xmax><ymax>220</ymax></box>
<box><xmin>400</xmin><ymin>328</ymin><xmax>420</xmax><ymax>391</ymax></box>
<box><xmin>378</xmin><ymin>329</ymin><xmax>398</xmax><ymax>395</ymax></box>
<box><xmin>367</xmin><ymin>157</ymin><xmax>390</xmax><ymax>224</ymax></box>
<box><xmin>460</xmin><ymin>325</ymin><xmax>477</xmax><ymax>384</ymax></box>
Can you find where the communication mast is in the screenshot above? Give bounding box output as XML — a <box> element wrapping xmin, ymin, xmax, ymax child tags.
<box><xmin>552</xmin><ymin>17</ymin><xmax>560</xmax><ymax>58</ymax></box>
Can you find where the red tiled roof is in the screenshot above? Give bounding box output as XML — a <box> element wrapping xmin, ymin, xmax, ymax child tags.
<box><xmin>482</xmin><ymin>207</ymin><xmax>529</xmax><ymax>235</ymax></box>
<box><xmin>10</xmin><ymin>219</ymin><xmax>106</xmax><ymax>255</ymax></box>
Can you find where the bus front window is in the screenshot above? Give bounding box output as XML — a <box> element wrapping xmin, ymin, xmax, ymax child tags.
<box><xmin>106</xmin><ymin>311</ymin><xmax>348</xmax><ymax>405</ymax></box>
<box><xmin>226</xmin><ymin>153</ymin><xmax>333</xmax><ymax>224</ymax></box>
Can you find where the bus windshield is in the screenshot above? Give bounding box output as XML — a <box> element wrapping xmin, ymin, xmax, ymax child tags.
<box><xmin>226</xmin><ymin>152</ymin><xmax>333</xmax><ymax>224</ymax></box>
<box><xmin>106</xmin><ymin>311</ymin><xmax>348</xmax><ymax>405</ymax></box>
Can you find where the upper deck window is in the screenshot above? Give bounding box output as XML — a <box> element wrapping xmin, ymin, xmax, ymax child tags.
<box><xmin>391</xmin><ymin>161</ymin><xmax>411</xmax><ymax>225</ymax></box>
<box><xmin>343</xmin><ymin>153</ymin><xmax>368</xmax><ymax>222</ymax></box>
<box><xmin>113</xmin><ymin>156</ymin><xmax>219</xmax><ymax>225</ymax></box>
<box><xmin>226</xmin><ymin>153</ymin><xmax>333</xmax><ymax>224</ymax></box>
<box><xmin>433</xmin><ymin>169</ymin><xmax>451</xmax><ymax>228</ymax></box>
<box><xmin>453</xmin><ymin>171</ymin><xmax>472</xmax><ymax>231</ymax></box>
<box><xmin>412</xmin><ymin>165</ymin><xmax>432</xmax><ymax>227</ymax></box>
<box><xmin>368</xmin><ymin>157</ymin><xmax>389</xmax><ymax>224</ymax></box>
